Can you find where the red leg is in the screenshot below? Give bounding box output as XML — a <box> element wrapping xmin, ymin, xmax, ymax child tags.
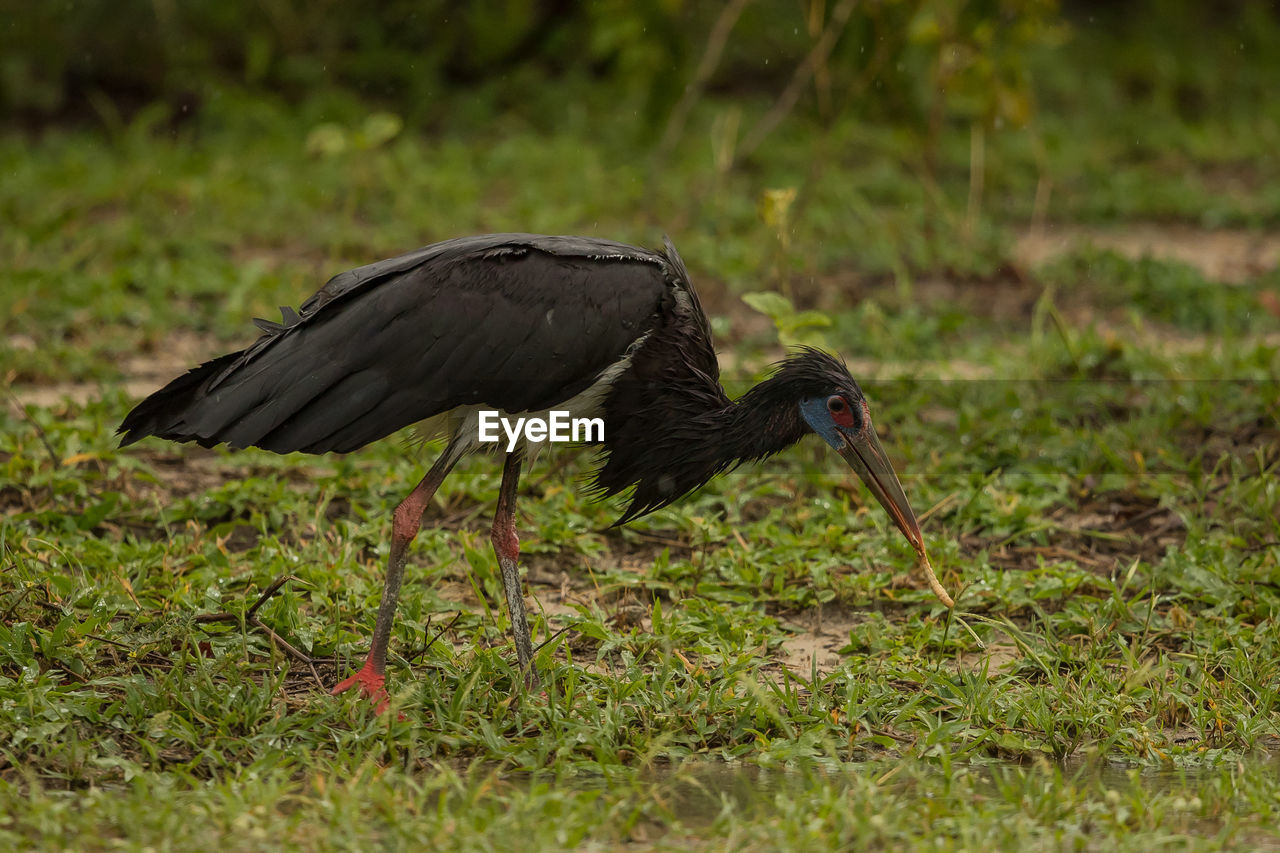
<box><xmin>331</xmin><ymin>651</ymin><xmax>393</xmax><ymax>713</ymax></box>
<box><xmin>332</xmin><ymin>439</ymin><xmax>461</xmax><ymax>713</ymax></box>
<box><xmin>491</xmin><ymin>451</ymin><xmax>540</xmax><ymax>689</ymax></box>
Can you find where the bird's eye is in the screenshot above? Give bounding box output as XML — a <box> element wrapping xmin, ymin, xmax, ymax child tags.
<box><xmin>825</xmin><ymin>394</ymin><xmax>857</xmax><ymax>428</ymax></box>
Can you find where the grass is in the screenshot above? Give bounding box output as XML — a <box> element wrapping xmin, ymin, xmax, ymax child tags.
<box><xmin>3</xmin><ymin>22</ymin><xmax>1280</xmax><ymax>850</ymax></box>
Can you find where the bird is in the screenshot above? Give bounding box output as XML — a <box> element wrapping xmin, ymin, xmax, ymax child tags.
<box><xmin>118</xmin><ymin>233</ymin><xmax>951</xmax><ymax>712</ymax></box>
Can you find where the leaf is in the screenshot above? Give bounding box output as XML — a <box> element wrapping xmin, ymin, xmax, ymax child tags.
<box><xmin>305</xmin><ymin>123</ymin><xmax>348</xmax><ymax>157</ymax></box>
<box><xmin>787</xmin><ymin>310</ymin><xmax>833</xmax><ymax>330</ymax></box>
<box><xmin>146</xmin><ymin>710</ymin><xmax>173</xmax><ymax>739</ymax></box>
<box><xmin>779</xmin><ymin>327</ymin><xmax>830</xmax><ymax>350</ymax></box>
<box><xmin>741</xmin><ymin>291</ymin><xmax>796</xmax><ymax>322</ymax></box>
<box><xmin>357</xmin><ymin>112</ymin><xmax>403</xmax><ymax>150</ymax></box>
<box><xmin>62</xmin><ymin>452</ymin><xmax>99</xmax><ymax>466</ymax></box>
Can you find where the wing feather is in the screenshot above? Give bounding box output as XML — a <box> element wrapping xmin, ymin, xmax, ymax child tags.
<box><xmin>119</xmin><ymin>235</ymin><xmax>676</xmax><ymax>453</ymax></box>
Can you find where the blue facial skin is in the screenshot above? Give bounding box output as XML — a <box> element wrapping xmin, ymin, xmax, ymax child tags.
<box><xmin>799</xmin><ymin>397</ymin><xmax>844</xmax><ymax>451</ymax></box>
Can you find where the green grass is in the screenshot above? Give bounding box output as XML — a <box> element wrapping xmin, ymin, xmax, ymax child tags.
<box><xmin>4</xmin><ymin>29</ymin><xmax>1280</xmax><ymax>849</ymax></box>
<box><xmin>11</xmin><ymin>758</ymin><xmax>1280</xmax><ymax>850</ymax></box>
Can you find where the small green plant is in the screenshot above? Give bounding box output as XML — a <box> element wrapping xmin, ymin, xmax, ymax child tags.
<box><xmin>304</xmin><ymin>112</ymin><xmax>403</xmax><ymax>157</ymax></box>
<box><xmin>741</xmin><ymin>290</ymin><xmax>831</xmax><ymax>349</ymax></box>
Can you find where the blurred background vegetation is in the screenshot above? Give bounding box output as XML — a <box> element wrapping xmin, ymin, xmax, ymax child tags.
<box><xmin>5</xmin><ymin>0</ymin><xmax>1275</xmax><ymax>139</ymax></box>
<box><xmin>6</xmin><ymin>0</ymin><xmax>1070</xmax><ymax>130</ymax></box>
<box><xmin>3</xmin><ymin>0</ymin><xmax>1279</xmax><ymax>384</ymax></box>
<box><xmin>5</xmin><ymin>8</ymin><xmax>1280</xmax><ymax>842</ymax></box>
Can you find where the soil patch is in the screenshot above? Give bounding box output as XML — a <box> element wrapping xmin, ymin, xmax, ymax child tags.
<box><xmin>1015</xmin><ymin>224</ymin><xmax>1280</xmax><ymax>284</ymax></box>
<box><xmin>772</xmin><ymin>605</ymin><xmax>868</xmax><ymax>677</ymax></box>
<box><xmin>9</xmin><ymin>329</ymin><xmax>225</xmax><ymax>408</ymax></box>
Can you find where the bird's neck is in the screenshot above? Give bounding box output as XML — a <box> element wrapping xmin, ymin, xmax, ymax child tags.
<box><xmin>592</xmin><ymin>367</ymin><xmax>810</xmax><ymax>524</ymax></box>
<box><xmin>716</xmin><ymin>373</ymin><xmax>809</xmax><ymax>463</ymax></box>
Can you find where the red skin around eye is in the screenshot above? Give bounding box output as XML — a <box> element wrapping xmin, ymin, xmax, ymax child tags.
<box><xmin>829</xmin><ymin>398</ymin><xmax>856</xmax><ymax>428</ymax></box>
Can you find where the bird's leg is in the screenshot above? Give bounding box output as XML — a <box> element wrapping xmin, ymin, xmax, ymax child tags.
<box><xmin>332</xmin><ymin>441</ymin><xmax>460</xmax><ymax>712</ymax></box>
<box><xmin>491</xmin><ymin>451</ymin><xmax>540</xmax><ymax>690</ymax></box>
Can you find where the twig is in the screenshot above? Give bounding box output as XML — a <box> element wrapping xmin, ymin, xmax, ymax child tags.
<box><xmin>918</xmin><ymin>491</ymin><xmax>961</xmax><ymax>524</ymax></box>
<box><xmin>737</xmin><ymin>0</ymin><xmax>858</xmax><ymax>162</ymax></box>
<box><xmin>966</xmin><ymin>121</ymin><xmax>985</xmax><ymax>232</ymax></box>
<box><xmin>86</xmin><ymin>632</ymin><xmax>134</xmax><ymax>649</ymax></box>
<box><xmin>192</xmin><ymin>574</ymin><xmax>302</xmax><ymax>624</ymax></box>
<box><xmin>193</xmin><ymin>574</ymin><xmax>323</xmax><ymax>687</ymax></box>
<box><xmin>1119</xmin><ymin>502</ymin><xmax>1174</xmax><ymax>530</ymax></box>
<box><xmin>193</xmin><ymin>612</ymin><xmax>238</xmax><ymax>623</ymax></box>
<box><xmin>654</xmin><ymin>0</ymin><xmax>752</xmax><ymax>163</ymax></box>
<box><xmin>534</xmin><ymin>623</ymin><xmax>575</xmax><ymax>654</ymax></box>
<box><xmin>1</xmin><ymin>586</ymin><xmax>33</xmax><ymax>622</ymax></box>
<box><xmin>405</xmin><ymin>611</ymin><xmax>462</xmax><ymax>664</ymax></box>
<box><xmin>247</xmin><ymin>574</ymin><xmax>303</xmax><ymax>620</ymax></box>
<box><xmin>248</xmin><ymin>614</ymin><xmax>322</xmax><ymax>686</ymax></box>
<box><xmin>833</xmin><ymin>11</ymin><xmax>894</xmax><ymax>116</ymax></box>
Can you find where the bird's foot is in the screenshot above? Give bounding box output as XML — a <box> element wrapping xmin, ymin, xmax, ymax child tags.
<box><xmin>331</xmin><ymin>660</ymin><xmax>392</xmax><ymax>715</ymax></box>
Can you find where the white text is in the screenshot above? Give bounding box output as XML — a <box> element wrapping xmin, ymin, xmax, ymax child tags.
<box><xmin>477</xmin><ymin>410</ymin><xmax>604</xmax><ymax>452</ymax></box>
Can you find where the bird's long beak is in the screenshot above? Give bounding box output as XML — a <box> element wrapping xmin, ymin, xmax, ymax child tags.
<box><xmin>838</xmin><ymin>426</ymin><xmax>955</xmax><ymax>608</ymax></box>
<box><xmin>838</xmin><ymin>427</ymin><xmax>923</xmax><ymax>552</ymax></box>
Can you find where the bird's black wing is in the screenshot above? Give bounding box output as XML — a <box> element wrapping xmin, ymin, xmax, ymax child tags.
<box><xmin>119</xmin><ymin>234</ymin><xmax>676</xmax><ymax>454</ymax></box>
<box><xmin>590</xmin><ymin>237</ymin><xmax>734</xmax><ymax>524</ymax></box>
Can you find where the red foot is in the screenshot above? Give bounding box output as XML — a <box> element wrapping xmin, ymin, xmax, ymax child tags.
<box><xmin>331</xmin><ymin>659</ymin><xmax>391</xmax><ymax>715</ymax></box>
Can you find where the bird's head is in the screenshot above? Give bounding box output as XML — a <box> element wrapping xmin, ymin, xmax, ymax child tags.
<box><xmin>777</xmin><ymin>349</ymin><xmax>927</xmax><ymax>559</ymax></box>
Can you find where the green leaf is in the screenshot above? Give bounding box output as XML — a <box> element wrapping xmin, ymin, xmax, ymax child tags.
<box><xmin>786</xmin><ymin>310</ymin><xmax>833</xmax><ymax>330</ymax></box>
<box><xmin>741</xmin><ymin>291</ymin><xmax>796</xmax><ymax>322</ymax></box>
<box><xmin>305</xmin><ymin>123</ymin><xmax>348</xmax><ymax>157</ymax></box>
<box><xmin>357</xmin><ymin>113</ymin><xmax>403</xmax><ymax>150</ymax></box>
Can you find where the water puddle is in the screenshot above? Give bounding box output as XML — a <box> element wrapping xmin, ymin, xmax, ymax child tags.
<box><xmin>615</xmin><ymin>754</ymin><xmax>1280</xmax><ymax>831</ymax></box>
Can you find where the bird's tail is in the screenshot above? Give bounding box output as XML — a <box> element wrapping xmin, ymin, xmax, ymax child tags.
<box><xmin>118</xmin><ymin>329</ymin><xmax>400</xmax><ymax>455</ymax></box>
<box><xmin>117</xmin><ymin>351</ymin><xmax>245</xmax><ymax>448</ymax></box>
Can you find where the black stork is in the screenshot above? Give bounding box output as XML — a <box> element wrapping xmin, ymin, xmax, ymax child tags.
<box><xmin>119</xmin><ymin>233</ymin><xmax>952</xmax><ymax>712</ymax></box>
